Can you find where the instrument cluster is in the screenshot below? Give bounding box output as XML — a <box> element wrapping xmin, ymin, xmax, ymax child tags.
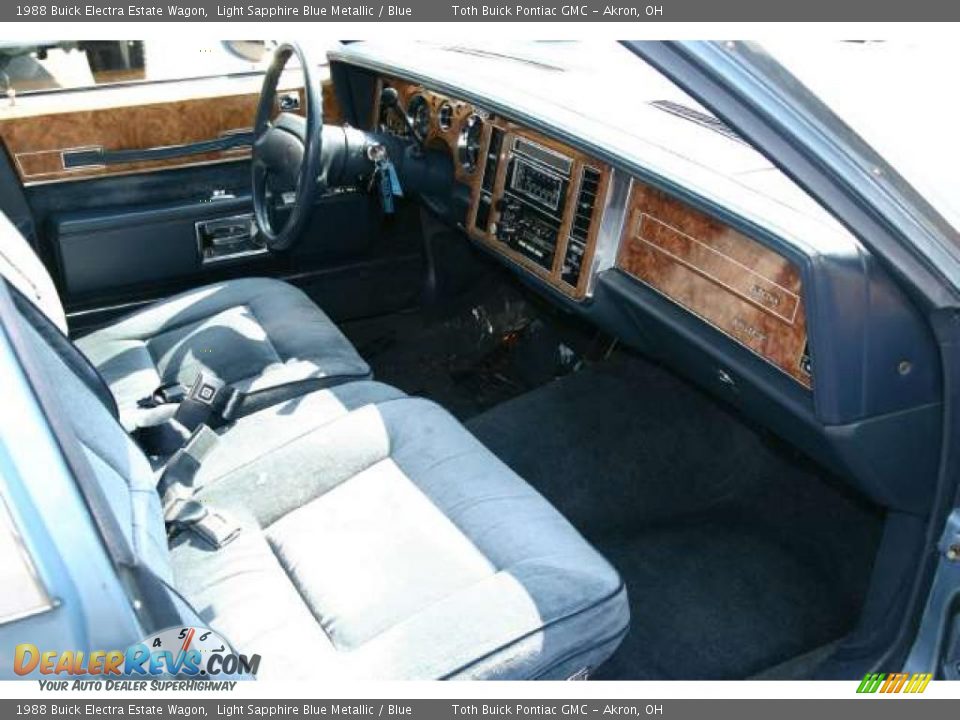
<box><xmin>373</xmin><ymin>77</ymin><xmax>486</xmax><ymax>182</ymax></box>
<box><xmin>370</xmin><ymin>74</ymin><xmax>613</xmax><ymax>302</ymax></box>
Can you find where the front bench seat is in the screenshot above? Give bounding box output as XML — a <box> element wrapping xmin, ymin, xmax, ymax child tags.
<box><xmin>15</xmin><ymin>285</ymin><xmax>631</xmax><ymax>681</ymax></box>
<box><xmin>76</xmin><ymin>277</ymin><xmax>370</xmax><ymax>430</ymax></box>
<box><xmin>0</xmin><ymin>212</ymin><xmax>370</xmax><ymax>431</ymax></box>
<box><xmin>169</xmin><ymin>384</ymin><xmax>630</xmax><ymax>680</ymax></box>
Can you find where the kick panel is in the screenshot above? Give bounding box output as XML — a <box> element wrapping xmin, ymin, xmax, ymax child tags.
<box><xmin>618</xmin><ymin>182</ymin><xmax>812</xmax><ymax>389</ymax></box>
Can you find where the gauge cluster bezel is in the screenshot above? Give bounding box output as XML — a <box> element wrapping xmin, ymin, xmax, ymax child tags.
<box><xmin>456</xmin><ymin>114</ymin><xmax>484</xmax><ymax>175</ymax></box>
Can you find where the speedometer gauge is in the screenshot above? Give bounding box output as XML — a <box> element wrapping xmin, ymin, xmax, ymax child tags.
<box><xmin>437</xmin><ymin>101</ymin><xmax>454</xmax><ymax>131</ymax></box>
<box><xmin>132</xmin><ymin>626</ymin><xmax>234</xmax><ymax>677</ymax></box>
<box><xmin>407</xmin><ymin>95</ymin><xmax>431</xmax><ymax>139</ymax></box>
<box><xmin>457</xmin><ymin>114</ymin><xmax>484</xmax><ymax>173</ymax></box>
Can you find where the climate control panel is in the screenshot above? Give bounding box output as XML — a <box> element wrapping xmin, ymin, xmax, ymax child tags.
<box><xmin>496</xmin><ymin>196</ymin><xmax>562</xmax><ymax>270</ymax></box>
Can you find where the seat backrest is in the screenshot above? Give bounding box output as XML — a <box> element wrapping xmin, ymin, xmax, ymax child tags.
<box><xmin>0</xmin><ymin>211</ymin><xmax>67</xmax><ymax>335</ymax></box>
<box><xmin>13</xmin><ymin>284</ymin><xmax>172</xmax><ymax>584</ymax></box>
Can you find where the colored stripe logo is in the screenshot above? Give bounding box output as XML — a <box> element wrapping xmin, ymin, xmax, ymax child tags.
<box><xmin>857</xmin><ymin>672</ymin><xmax>932</xmax><ymax>694</ymax></box>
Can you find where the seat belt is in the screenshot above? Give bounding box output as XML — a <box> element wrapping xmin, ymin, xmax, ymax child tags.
<box><xmin>133</xmin><ymin>372</ymin><xmax>237</xmax><ymax>456</ymax></box>
<box><xmin>138</xmin><ymin>371</ymin><xmax>371</xmax><ymax>433</ymax></box>
<box><xmin>139</xmin><ymin>380</ymin><xmax>187</xmax><ymax>407</ymax></box>
<box><xmin>156</xmin><ymin>423</ymin><xmax>241</xmax><ymax>550</ymax></box>
<box><xmin>165</xmin><ymin>500</ymin><xmax>242</xmax><ymax>550</ymax></box>
<box><xmin>156</xmin><ymin>423</ymin><xmax>220</xmax><ymax>500</ymax></box>
<box><xmin>173</xmin><ymin>371</ymin><xmax>241</xmax><ymax>432</ymax></box>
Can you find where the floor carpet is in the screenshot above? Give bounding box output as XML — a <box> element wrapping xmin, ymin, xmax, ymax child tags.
<box><xmin>341</xmin><ymin>283</ymin><xmax>595</xmax><ymax>421</ymax></box>
<box><xmin>466</xmin><ymin>351</ymin><xmax>884</xmax><ymax>680</ymax></box>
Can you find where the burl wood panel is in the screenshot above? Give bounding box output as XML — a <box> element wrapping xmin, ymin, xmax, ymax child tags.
<box><xmin>321</xmin><ymin>79</ymin><xmax>344</xmax><ymax>126</ymax></box>
<box><xmin>618</xmin><ymin>182</ymin><xmax>812</xmax><ymax>388</ymax></box>
<box><xmin>0</xmin><ymin>80</ymin><xmax>341</xmax><ymax>184</ymax></box>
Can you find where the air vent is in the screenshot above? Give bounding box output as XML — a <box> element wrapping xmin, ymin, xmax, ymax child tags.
<box><xmin>650</xmin><ymin>100</ymin><xmax>745</xmax><ymax>144</ymax></box>
<box><xmin>561</xmin><ymin>166</ymin><xmax>602</xmax><ymax>288</ymax></box>
<box><xmin>475</xmin><ymin>127</ymin><xmax>504</xmax><ymax>232</ymax></box>
<box><xmin>571</xmin><ymin>167</ymin><xmax>600</xmax><ymax>241</ymax></box>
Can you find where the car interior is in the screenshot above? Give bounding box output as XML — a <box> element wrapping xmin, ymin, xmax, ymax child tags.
<box><xmin>0</xmin><ymin>40</ymin><xmax>946</xmax><ymax>680</ymax></box>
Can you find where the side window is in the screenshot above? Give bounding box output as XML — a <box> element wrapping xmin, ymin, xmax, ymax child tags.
<box><xmin>0</xmin><ymin>41</ymin><xmax>321</xmax><ymax>96</ymax></box>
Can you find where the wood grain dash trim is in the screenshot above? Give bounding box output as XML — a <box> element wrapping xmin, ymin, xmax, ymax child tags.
<box><xmin>0</xmin><ymin>80</ymin><xmax>342</xmax><ymax>184</ymax></box>
<box><xmin>618</xmin><ymin>181</ymin><xmax>812</xmax><ymax>389</ymax></box>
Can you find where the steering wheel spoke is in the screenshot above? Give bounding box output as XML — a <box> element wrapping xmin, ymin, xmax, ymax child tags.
<box><xmin>275</xmin><ymin>111</ymin><xmax>308</xmax><ymax>141</ymax></box>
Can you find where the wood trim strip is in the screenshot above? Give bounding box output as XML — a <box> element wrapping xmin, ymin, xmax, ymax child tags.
<box><xmin>0</xmin><ymin>80</ymin><xmax>341</xmax><ymax>184</ymax></box>
<box><xmin>634</xmin><ymin>212</ymin><xmax>801</xmax><ymax>323</ymax></box>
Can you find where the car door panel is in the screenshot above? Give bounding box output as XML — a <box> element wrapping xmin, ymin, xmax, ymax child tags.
<box><xmin>0</xmin><ymin>69</ymin><xmax>421</xmax><ymax>331</ymax></box>
<box><xmin>52</xmin><ymin>193</ymin><xmax>255</xmax><ymax>297</ymax></box>
<box><xmin>0</xmin><ymin>72</ymin><xmax>331</xmax><ymax>184</ymax></box>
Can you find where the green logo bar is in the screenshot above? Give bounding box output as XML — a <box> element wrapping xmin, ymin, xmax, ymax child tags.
<box><xmin>857</xmin><ymin>673</ymin><xmax>886</xmax><ymax>693</ymax></box>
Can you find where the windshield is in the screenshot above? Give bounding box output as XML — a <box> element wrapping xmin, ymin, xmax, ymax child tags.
<box><xmin>765</xmin><ymin>40</ymin><xmax>960</xmax><ymax>235</ymax></box>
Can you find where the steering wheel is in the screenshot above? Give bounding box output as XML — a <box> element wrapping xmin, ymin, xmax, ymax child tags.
<box><xmin>251</xmin><ymin>42</ymin><xmax>323</xmax><ymax>251</ymax></box>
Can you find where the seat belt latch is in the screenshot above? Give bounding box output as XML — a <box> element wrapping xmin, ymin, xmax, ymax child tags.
<box><xmin>166</xmin><ymin>499</ymin><xmax>241</xmax><ymax>550</ymax></box>
<box><xmin>157</xmin><ymin>423</ymin><xmax>220</xmax><ymax>499</ymax></box>
<box><xmin>137</xmin><ymin>381</ymin><xmax>187</xmax><ymax>409</ymax></box>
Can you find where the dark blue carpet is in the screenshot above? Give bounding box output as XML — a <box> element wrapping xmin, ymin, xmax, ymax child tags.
<box><xmin>467</xmin><ymin>351</ymin><xmax>883</xmax><ymax>679</ymax></box>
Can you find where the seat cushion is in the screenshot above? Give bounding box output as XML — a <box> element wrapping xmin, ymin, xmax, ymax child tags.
<box><xmin>200</xmin><ymin>379</ymin><xmax>407</xmax><ymax>487</ymax></box>
<box><xmin>76</xmin><ymin>278</ymin><xmax>370</xmax><ymax>430</ymax></box>
<box><xmin>170</xmin><ymin>392</ymin><xmax>629</xmax><ymax>680</ymax></box>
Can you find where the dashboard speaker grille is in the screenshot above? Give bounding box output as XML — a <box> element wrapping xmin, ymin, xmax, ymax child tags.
<box><xmin>649</xmin><ymin>100</ymin><xmax>744</xmax><ymax>144</ymax></box>
<box><xmin>513</xmin><ymin>137</ymin><xmax>573</xmax><ymax>175</ymax></box>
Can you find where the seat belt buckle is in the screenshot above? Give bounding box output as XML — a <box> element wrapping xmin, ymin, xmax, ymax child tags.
<box><xmin>188</xmin><ymin>370</ymin><xmax>227</xmax><ymax>407</ymax></box>
<box><xmin>175</xmin><ymin>371</ymin><xmax>235</xmax><ymax>431</ymax></box>
<box><xmin>191</xmin><ymin>509</ymin><xmax>242</xmax><ymax>549</ymax></box>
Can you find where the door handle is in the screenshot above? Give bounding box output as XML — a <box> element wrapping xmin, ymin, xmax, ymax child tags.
<box><xmin>63</xmin><ymin>133</ymin><xmax>253</xmax><ymax>168</ymax></box>
<box><xmin>278</xmin><ymin>93</ymin><xmax>301</xmax><ymax>112</ymax></box>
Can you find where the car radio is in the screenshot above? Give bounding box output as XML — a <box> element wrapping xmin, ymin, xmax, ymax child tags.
<box><xmin>492</xmin><ymin>138</ymin><xmax>572</xmax><ymax>271</ymax></box>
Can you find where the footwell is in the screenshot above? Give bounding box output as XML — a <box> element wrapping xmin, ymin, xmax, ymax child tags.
<box><xmin>467</xmin><ymin>350</ymin><xmax>883</xmax><ymax>680</ymax></box>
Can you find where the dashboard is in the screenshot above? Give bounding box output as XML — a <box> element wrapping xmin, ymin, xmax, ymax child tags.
<box><xmin>373</xmin><ymin>74</ymin><xmax>812</xmax><ymax>390</ymax></box>
<box><xmin>336</xmin><ymin>49</ymin><xmax>942</xmax><ymax>515</ymax></box>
